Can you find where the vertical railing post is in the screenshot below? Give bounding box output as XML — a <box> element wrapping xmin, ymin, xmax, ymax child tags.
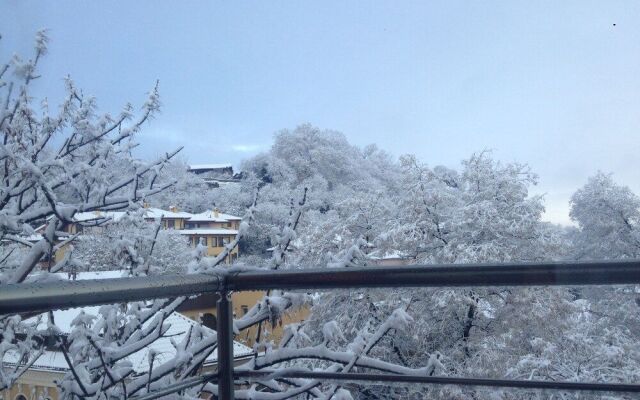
<box><xmin>216</xmin><ymin>290</ymin><xmax>235</xmax><ymax>400</ymax></box>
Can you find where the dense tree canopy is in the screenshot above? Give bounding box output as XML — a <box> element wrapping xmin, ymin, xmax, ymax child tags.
<box><xmin>143</xmin><ymin>121</ymin><xmax>640</xmax><ymax>399</ymax></box>
<box><xmin>570</xmin><ymin>171</ymin><xmax>640</xmax><ymax>260</ymax></box>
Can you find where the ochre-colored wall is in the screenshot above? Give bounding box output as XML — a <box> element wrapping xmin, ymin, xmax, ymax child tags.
<box><xmin>54</xmin><ymin>245</ymin><xmax>67</xmax><ymax>264</ymax></box>
<box><xmin>250</xmin><ymin>305</ymin><xmax>311</xmax><ymax>347</ymax></box>
<box><xmin>187</xmin><ymin>220</ymin><xmax>240</xmax><ymax>230</ymax></box>
<box><xmin>179</xmin><ymin>291</ymin><xmax>310</xmax><ymax>348</ymax></box>
<box><xmin>185</xmin><ymin>234</ymin><xmax>240</xmax><ymax>263</ymax></box>
<box><xmin>161</xmin><ymin>218</ymin><xmax>187</xmax><ymax>230</ymax></box>
<box><xmin>2</xmin><ymin>369</ymin><xmax>62</xmax><ymax>400</ymax></box>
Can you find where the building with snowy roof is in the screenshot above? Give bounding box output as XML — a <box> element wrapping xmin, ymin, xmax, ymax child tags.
<box><xmin>187</xmin><ymin>164</ymin><xmax>244</xmax><ymax>188</ymax></box>
<box><xmin>1</xmin><ymin>271</ymin><xmax>254</xmax><ymax>400</ymax></box>
<box><xmin>55</xmin><ymin>206</ymin><xmax>243</xmax><ymax>263</ymax></box>
<box><xmin>187</xmin><ymin>163</ymin><xmax>233</xmax><ymax>176</ymax></box>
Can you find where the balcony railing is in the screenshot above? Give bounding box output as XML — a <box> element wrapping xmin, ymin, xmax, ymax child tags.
<box><xmin>2</xmin><ymin>260</ymin><xmax>640</xmax><ymax>399</ymax></box>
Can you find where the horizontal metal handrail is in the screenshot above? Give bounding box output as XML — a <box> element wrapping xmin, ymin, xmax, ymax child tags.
<box><xmin>0</xmin><ymin>273</ymin><xmax>222</xmax><ymax>315</ymax></box>
<box><xmin>3</xmin><ymin>260</ymin><xmax>640</xmax><ymax>399</ymax></box>
<box><xmin>128</xmin><ymin>368</ymin><xmax>640</xmax><ymax>400</ymax></box>
<box><xmin>237</xmin><ymin>370</ymin><xmax>640</xmax><ymax>393</ymax></box>
<box><xmin>226</xmin><ymin>259</ymin><xmax>640</xmax><ymax>291</ymax></box>
<box><xmin>2</xmin><ymin>260</ymin><xmax>640</xmax><ymax>315</ymax></box>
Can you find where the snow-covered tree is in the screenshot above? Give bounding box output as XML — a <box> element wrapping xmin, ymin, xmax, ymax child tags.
<box><xmin>143</xmin><ymin>158</ymin><xmax>211</xmax><ymax>212</ymax></box>
<box><xmin>0</xmin><ymin>30</ymin><xmax>181</xmax><ymax>278</ymax></box>
<box><xmin>0</xmin><ymin>28</ymin><xmax>179</xmax><ymax>391</ymax></box>
<box><xmin>558</xmin><ymin>173</ymin><xmax>640</xmax><ymax>397</ymax></box>
<box><xmin>0</xmin><ymin>32</ymin><xmax>430</xmax><ymax>400</ymax></box>
<box><xmin>570</xmin><ymin>171</ymin><xmax>640</xmax><ymax>260</ymax></box>
<box><xmin>385</xmin><ymin>151</ymin><xmax>549</xmax><ymax>264</ymax></box>
<box><xmin>236</xmin><ymin>124</ymin><xmax>400</xmax><ymax>259</ymax></box>
<box><xmin>303</xmin><ymin>151</ymin><xmax>586</xmax><ymax>399</ymax></box>
<box><xmin>72</xmin><ymin>211</ymin><xmax>191</xmax><ymax>275</ymax></box>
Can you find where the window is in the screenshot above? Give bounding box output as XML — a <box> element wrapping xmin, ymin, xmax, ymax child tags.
<box><xmin>167</xmin><ymin>219</ymin><xmax>175</xmax><ymax>229</ymax></box>
<box><xmin>241</xmin><ymin>305</ymin><xmax>249</xmax><ymax>315</ymax></box>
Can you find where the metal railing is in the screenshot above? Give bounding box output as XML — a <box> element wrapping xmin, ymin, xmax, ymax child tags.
<box><xmin>2</xmin><ymin>260</ymin><xmax>640</xmax><ymax>399</ymax></box>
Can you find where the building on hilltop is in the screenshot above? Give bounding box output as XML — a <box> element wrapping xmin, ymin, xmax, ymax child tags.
<box><xmin>187</xmin><ymin>164</ymin><xmax>244</xmax><ymax>188</ymax></box>
<box><xmin>188</xmin><ymin>163</ymin><xmax>233</xmax><ymax>176</ymax></box>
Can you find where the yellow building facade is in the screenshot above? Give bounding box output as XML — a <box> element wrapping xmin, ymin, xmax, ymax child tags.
<box><xmin>0</xmin><ymin>369</ymin><xmax>61</xmax><ymax>400</ymax></box>
<box><xmin>57</xmin><ymin>207</ymin><xmax>242</xmax><ymax>264</ymax></box>
<box><xmin>178</xmin><ymin>291</ymin><xmax>310</xmax><ymax>348</ymax></box>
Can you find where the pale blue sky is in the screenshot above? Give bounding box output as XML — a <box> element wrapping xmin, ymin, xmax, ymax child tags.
<box><xmin>2</xmin><ymin>1</ymin><xmax>639</xmax><ymax>224</ymax></box>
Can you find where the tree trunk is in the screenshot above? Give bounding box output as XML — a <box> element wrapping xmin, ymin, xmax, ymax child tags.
<box><xmin>462</xmin><ymin>300</ymin><xmax>476</xmax><ymax>358</ymax></box>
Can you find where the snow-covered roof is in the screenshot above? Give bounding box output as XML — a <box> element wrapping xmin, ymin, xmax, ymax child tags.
<box><xmin>188</xmin><ymin>164</ymin><xmax>233</xmax><ymax>171</ymax></box>
<box><xmin>143</xmin><ymin>207</ymin><xmax>193</xmax><ymax>219</ymax></box>
<box><xmin>125</xmin><ymin>312</ymin><xmax>253</xmax><ymax>372</ymax></box>
<box><xmin>6</xmin><ymin>271</ymin><xmax>253</xmax><ymax>373</ymax></box>
<box><xmin>73</xmin><ymin>208</ymin><xmax>240</xmax><ymax>223</ymax></box>
<box><xmin>3</xmin><ymin>349</ymin><xmax>68</xmax><ymax>373</ymax></box>
<box><xmin>179</xmin><ymin>229</ymin><xmax>239</xmax><ymax>236</ymax></box>
<box><xmin>4</xmin><ymin>232</ymin><xmax>71</xmax><ymax>243</ymax></box>
<box><xmin>188</xmin><ymin>210</ymin><xmax>242</xmax><ymax>222</ymax></box>
<box><xmin>7</xmin><ymin>312</ymin><xmax>253</xmax><ymax>373</ymax></box>
<box><xmin>72</xmin><ymin>211</ymin><xmax>127</xmax><ymax>223</ymax></box>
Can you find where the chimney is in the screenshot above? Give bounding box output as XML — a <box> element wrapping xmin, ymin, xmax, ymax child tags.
<box><xmin>214</xmin><ymin>207</ymin><xmax>219</xmax><ymax>218</ymax></box>
<box><xmin>143</xmin><ymin>201</ymin><xmax>150</xmax><ymax>208</ymax></box>
<box><xmin>169</xmin><ymin>205</ymin><xmax>178</xmax><ymax>213</ymax></box>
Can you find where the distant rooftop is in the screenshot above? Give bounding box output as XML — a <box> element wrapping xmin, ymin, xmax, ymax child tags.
<box><xmin>188</xmin><ymin>163</ymin><xmax>233</xmax><ymax>171</ymax></box>
<box><xmin>144</xmin><ymin>207</ymin><xmax>193</xmax><ymax>219</ymax></box>
<box><xmin>71</xmin><ymin>208</ymin><xmax>241</xmax><ymax>223</ymax></box>
<box><xmin>72</xmin><ymin>210</ymin><xmax>127</xmax><ymax>223</ymax></box>
<box><xmin>188</xmin><ymin>209</ymin><xmax>242</xmax><ymax>222</ymax></box>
